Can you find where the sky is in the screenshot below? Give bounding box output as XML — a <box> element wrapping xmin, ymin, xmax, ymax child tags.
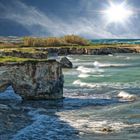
<box><xmin>0</xmin><ymin>0</ymin><xmax>140</xmax><ymax>38</ymax></box>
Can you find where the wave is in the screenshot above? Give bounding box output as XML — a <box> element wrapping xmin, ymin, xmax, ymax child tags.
<box><xmin>73</xmin><ymin>80</ymin><xmax>97</xmax><ymax>88</ymax></box>
<box><xmin>108</xmin><ymin>54</ymin><xmax>113</xmax><ymax>57</ymax></box>
<box><xmin>78</xmin><ymin>73</ymin><xmax>90</xmax><ymax>78</ymax></box>
<box><xmin>58</xmin><ymin>111</ymin><xmax>140</xmax><ymax>135</ymax></box>
<box><xmin>66</xmin><ymin>56</ymin><xmax>80</xmax><ymax>62</ymax></box>
<box><xmin>77</xmin><ymin>66</ymin><xmax>104</xmax><ymax>73</ymax></box>
<box><xmin>73</xmin><ymin>80</ymin><xmax>140</xmax><ymax>90</ymax></box>
<box><xmin>93</xmin><ymin>61</ymin><xmax>130</xmax><ymax>68</ymax></box>
<box><xmin>117</xmin><ymin>91</ymin><xmax>137</xmax><ymax>101</ymax></box>
<box><xmin>65</xmin><ymin>56</ymin><xmax>73</xmax><ymax>60</ymax></box>
<box><xmin>12</xmin><ymin>109</ymin><xmax>77</xmax><ymax>140</ymax></box>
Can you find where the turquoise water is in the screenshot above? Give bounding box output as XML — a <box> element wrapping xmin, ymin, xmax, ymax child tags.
<box><xmin>62</xmin><ymin>54</ymin><xmax>140</xmax><ymax>139</ymax></box>
<box><xmin>91</xmin><ymin>39</ymin><xmax>140</xmax><ymax>44</ymax></box>
<box><xmin>0</xmin><ymin>54</ymin><xmax>140</xmax><ymax>140</ymax></box>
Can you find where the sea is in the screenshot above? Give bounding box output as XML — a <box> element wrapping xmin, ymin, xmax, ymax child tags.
<box><xmin>91</xmin><ymin>39</ymin><xmax>140</xmax><ymax>44</ymax></box>
<box><xmin>0</xmin><ymin>54</ymin><xmax>140</xmax><ymax>139</ymax></box>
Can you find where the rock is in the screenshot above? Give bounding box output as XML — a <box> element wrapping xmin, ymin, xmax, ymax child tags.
<box><xmin>0</xmin><ymin>60</ymin><xmax>64</xmax><ymax>100</ymax></box>
<box><xmin>0</xmin><ymin>50</ymin><xmax>48</xmax><ymax>59</ymax></box>
<box><xmin>101</xmin><ymin>127</ymin><xmax>113</xmax><ymax>133</ymax></box>
<box><xmin>60</xmin><ymin>57</ymin><xmax>73</xmax><ymax>68</ymax></box>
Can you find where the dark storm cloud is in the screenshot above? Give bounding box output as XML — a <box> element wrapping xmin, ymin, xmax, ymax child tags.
<box><xmin>0</xmin><ymin>0</ymin><xmax>140</xmax><ymax>38</ymax></box>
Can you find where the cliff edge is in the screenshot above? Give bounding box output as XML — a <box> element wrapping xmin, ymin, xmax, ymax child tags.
<box><xmin>0</xmin><ymin>60</ymin><xmax>63</xmax><ymax>100</ymax></box>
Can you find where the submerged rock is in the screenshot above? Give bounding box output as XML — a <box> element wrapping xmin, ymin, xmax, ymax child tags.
<box><xmin>0</xmin><ymin>60</ymin><xmax>63</xmax><ymax>100</ymax></box>
<box><xmin>60</xmin><ymin>57</ymin><xmax>73</xmax><ymax>68</ymax></box>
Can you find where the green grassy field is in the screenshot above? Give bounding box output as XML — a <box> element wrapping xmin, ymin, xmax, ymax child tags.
<box><xmin>0</xmin><ymin>56</ymin><xmax>49</xmax><ymax>63</ymax></box>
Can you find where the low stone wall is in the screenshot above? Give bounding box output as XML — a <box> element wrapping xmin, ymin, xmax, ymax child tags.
<box><xmin>0</xmin><ymin>60</ymin><xmax>63</xmax><ymax>100</ymax></box>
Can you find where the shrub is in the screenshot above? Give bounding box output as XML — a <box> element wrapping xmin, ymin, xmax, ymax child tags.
<box><xmin>23</xmin><ymin>35</ymin><xmax>90</xmax><ymax>47</ymax></box>
<box><xmin>63</xmin><ymin>35</ymin><xmax>89</xmax><ymax>46</ymax></box>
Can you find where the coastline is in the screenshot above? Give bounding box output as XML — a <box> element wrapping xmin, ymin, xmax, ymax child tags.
<box><xmin>0</xmin><ymin>45</ymin><xmax>139</xmax><ymax>60</ymax></box>
<box><xmin>37</xmin><ymin>46</ymin><xmax>138</xmax><ymax>55</ymax></box>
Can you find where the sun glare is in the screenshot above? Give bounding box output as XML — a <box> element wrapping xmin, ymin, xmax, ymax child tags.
<box><xmin>104</xmin><ymin>2</ymin><xmax>133</xmax><ymax>24</ymax></box>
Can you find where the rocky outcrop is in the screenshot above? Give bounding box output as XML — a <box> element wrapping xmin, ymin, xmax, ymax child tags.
<box><xmin>86</xmin><ymin>47</ymin><xmax>137</xmax><ymax>55</ymax></box>
<box><xmin>36</xmin><ymin>47</ymin><xmax>137</xmax><ymax>55</ymax></box>
<box><xmin>0</xmin><ymin>60</ymin><xmax>63</xmax><ymax>100</ymax></box>
<box><xmin>60</xmin><ymin>57</ymin><xmax>73</xmax><ymax>68</ymax></box>
<box><xmin>0</xmin><ymin>50</ymin><xmax>48</xmax><ymax>59</ymax></box>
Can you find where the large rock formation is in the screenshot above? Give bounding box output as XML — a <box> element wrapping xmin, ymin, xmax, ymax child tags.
<box><xmin>0</xmin><ymin>60</ymin><xmax>63</xmax><ymax>100</ymax></box>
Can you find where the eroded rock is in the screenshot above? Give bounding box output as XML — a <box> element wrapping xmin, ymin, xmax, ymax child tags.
<box><xmin>60</xmin><ymin>57</ymin><xmax>73</xmax><ymax>68</ymax></box>
<box><xmin>0</xmin><ymin>60</ymin><xmax>63</xmax><ymax>100</ymax></box>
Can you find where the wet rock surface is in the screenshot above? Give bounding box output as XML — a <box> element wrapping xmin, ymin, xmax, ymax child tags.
<box><xmin>60</xmin><ymin>57</ymin><xmax>73</xmax><ymax>68</ymax></box>
<box><xmin>0</xmin><ymin>60</ymin><xmax>63</xmax><ymax>100</ymax></box>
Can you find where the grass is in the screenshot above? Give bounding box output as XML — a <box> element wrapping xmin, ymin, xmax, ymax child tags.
<box><xmin>0</xmin><ymin>56</ymin><xmax>48</xmax><ymax>63</ymax></box>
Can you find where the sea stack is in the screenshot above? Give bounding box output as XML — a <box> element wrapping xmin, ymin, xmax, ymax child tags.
<box><xmin>0</xmin><ymin>60</ymin><xmax>64</xmax><ymax>100</ymax></box>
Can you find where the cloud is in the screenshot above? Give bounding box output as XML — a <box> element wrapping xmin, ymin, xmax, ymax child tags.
<box><xmin>0</xmin><ymin>0</ymin><xmax>140</xmax><ymax>38</ymax></box>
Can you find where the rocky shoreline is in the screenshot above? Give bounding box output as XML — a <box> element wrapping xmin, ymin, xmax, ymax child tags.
<box><xmin>0</xmin><ymin>47</ymin><xmax>138</xmax><ymax>60</ymax></box>
<box><xmin>0</xmin><ymin>50</ymin><xmax>48</xmax><ymax>59</ymax></box>
<box><xmin>37</xmin><ymin>47</ymin><xmax>138</xmax><ymax>56</ymax></box>
<box><xmin>0</xmin><ymin>46</ymin><xmax>138</xmax><ymax>101</ymax></box>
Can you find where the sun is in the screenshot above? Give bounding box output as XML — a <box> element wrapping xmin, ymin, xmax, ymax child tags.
<box><xmin>104</xmin><ymin>2</ymin><xmax>133</xmax><ymax>24</ymax></box>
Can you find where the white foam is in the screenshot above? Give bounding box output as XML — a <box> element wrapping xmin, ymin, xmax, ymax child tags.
<box><xmin>117</xmin><ymin>91</ymin><xmax>137</xmax><ymax>101</ymax></box>
<box><xmin>77</xmin><ymin>66</ymin><xmax>104</xmax><ymax>73</ymax></box>
<box><xmin>73</xmin><ymin>80</ymin><xmax>97</xmax><ymax>88</ymax></box>
<box><xmin>108</xmin><ymin>54</ymin><xmax>113</xmax><ymax>56</ymax></box>
<box><xmin>93</xmin><ymin>61</ymin><xmax>131</xmax><ymax>68</ymax></box>
<box><xmin>73</xmin><ymin>80</ymin><xmax>140</xmax><ymax>90</ymax></box>
<box><xmin>66</xmin><ymin>56</ymin><xmax>79</xmax><ymax>62</ymax></box>
<box><xmin>13</xmin><ymin>110</ymin><xmax>78</xmax><ymax>140</ymax></box>
<box><xmin>58</xmin><ymin>112</ymin><xmax>140</xmax><ymax>134</ymax></box>
<box><xmin>126</xmin><ymin>57</ymin><xmax>130</xmax><ymax>60</ymax></box>
<box><xmin>66</xmin><ymin>56</ymin><xmax>73</xmax><ymax>60</ymax></box>
<box><xmin>78</xmin><ymin>73</ymin><xmax>90</xmax><ymax>78</ymax></box>
<box><xmin>93</xmin><ymin>61</ymin><xmax>100</xmax><ymax>68</ymax></box>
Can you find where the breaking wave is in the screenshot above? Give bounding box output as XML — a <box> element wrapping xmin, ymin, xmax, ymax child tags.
<box><xmin>117</xmin><ymin>91</ymin><xmax>137</xmax><ymax>101</ymax></box>
<box><xmin>73</xmin><ymin>80</ymin><xmax>140</xmax><ymax>90</ymax></box>
<box><xmin>73</xmin><ymin>80</ymin><xmax>97</xmax><ymax>88</ymax></box>
<box><xmin>78</xmin><ymin>73</ymin><xmax>90</xmax><ymax>78</ymax></box>
<box><xmin>77</xmin><ymin>66</ymin><xmax>104</xmax><ymax>73</ymax></box>
<box><xmin>93</xmin><ymin>61</ymin><xmax>131</xmax><ymax>68</ymax></box>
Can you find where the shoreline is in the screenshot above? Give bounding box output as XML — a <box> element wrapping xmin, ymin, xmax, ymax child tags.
<box><xmin>39</xmin><ymin>46</ymin><xmax>138</xmax><ymax>56</ymax></box>
<box><xmin>0</xmin><ymin>46</ymin><xmax>139</xmax><ymax>61</ymax></box>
